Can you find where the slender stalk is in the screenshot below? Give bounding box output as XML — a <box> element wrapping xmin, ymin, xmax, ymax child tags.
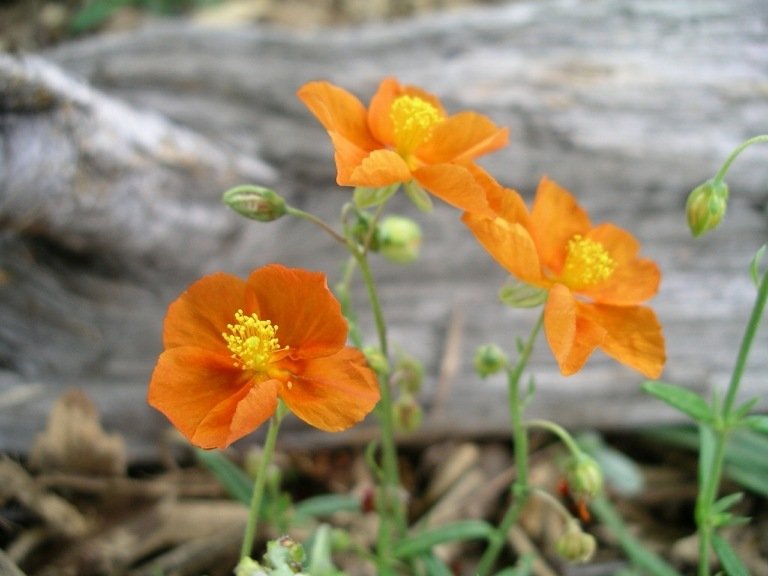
<box><xmin>525</xmin><ymin>419</ymin><xmax>581</xmax><ymax>456</ymax></box>
<box><xmin>476</xmin><ymin>311</ymin><xmax>544</xmax><ymax>576</ymax></box>
<box><xmin>696</xmin><ymin>266</ymin><xmax>768</xmax><ymax>576</ymax></box>
<box><xmin>355</xmin><ymin>249</ymin><xmax>404</xmax><ymax>575</ymax></box>
<box><xmin>240</xmin><ymin>401</ymin><xmax>286</xmax><ymax>560</ymax></box>
<box><xmin>286</xmin><ymin>205</ymin><xmax>347</xmax><ymax>244</ymax></box>
<box><xmin>713</xmin><ymin>135</ymin><xmax>768</xmax><ymax>184</ymax></box>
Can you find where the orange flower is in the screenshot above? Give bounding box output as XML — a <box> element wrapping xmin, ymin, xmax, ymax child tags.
<box><xmin>463</xmin><ymin>174</ymin><xmax>665</xmax><ymax>378</ymax></box>
<box><xmin>297</xmin><ymin>76</ymin><xmax>508</xmax><ymax>213</ymax></box>
<box><xmin>148</xmin><ymin>264</ymin><xmax>380</xmax><ymax>449</ymax></box>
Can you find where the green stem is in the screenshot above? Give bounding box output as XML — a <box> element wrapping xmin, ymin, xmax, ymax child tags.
<box><xmin>355</xmin><ymin>250</ymin><xmax>404</xmax><ymax>575</ymax></box>
<box><xmin>240</xmin><ymin>400</ymin><xmax>285</xmax><ymax>560</ymax></box>
<box><xmin>525</xmin><ymin>419</ymin><xmax>581</xmax><ymax>456</ymax></box>
<box><xmin>695</xmin><ymin>266</ymin><xmax>768</xmax><ymax>576</ymax></box>
<box><xmin>713</xmin><ymin>135</ymin><xmax>768</xmax><ymax>184</ymax></box>
<box><xmin>476</xmin><ymin>311</ymin><xmax>545</xmax><ymax>576</ymax></box>
<box><xmin>286</xmin><ymin>205</ymin><xmax>347</xmax><ymax>244</ymax></box>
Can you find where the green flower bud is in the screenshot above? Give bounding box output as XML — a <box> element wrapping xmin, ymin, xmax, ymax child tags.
<box><xmin>393</xmin><ymin>392</ymin><xmax>423</xmax><ymax>434</ymax></box>
<box><xmin>378</xmin><ymin>215</ymin><xmax>422</xmax><ymax>264</ymax></box>
<box><xmin>555</xmin><ymin>523</ymin><xmax>597</xmax><ymax>563</ymax></box>
<box><xmin>564</xmin><ymin>454</ymin><xmax>603</xmax><ymax>502</ymax></box>
<box><xmin>392</xmin><ymin>354</ymin><xmax>424</xmax><ymax>394</ymax></box>
<box><xmin>223</xmin><ymin>185</ymin><xmax>287</xmax><ymax>222</ymax></box>
<box><xmin>363</xmin><ymin>346</ymin><xmax>390</xmax><ymax>376</ymax></box>
<box><xmin>686</xmin><ymin>178</ymin><xmax>729</xmax><ymax>237</ymax></box>
<box><xmin>499</xmin><ymin>278</ymin><xmax>548</xmax><ymax>308</ymax></box>
<box><xmin>473</xmin><ymin>343</ymin><xmax>508</xmax><ymax>378</ymax></box>
<box><xmin>348</xmin><ymin>211</ymin><xmax>380</xmax><ymax>251</ymax></box>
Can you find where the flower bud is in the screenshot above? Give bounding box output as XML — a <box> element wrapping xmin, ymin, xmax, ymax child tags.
<box><xmin>392</xmin><ymin>354</ymin><xmax>424</xmax><ymax>394</ymax></box>
<box><xmin>378</xmin><ymin>215</ymin><xmax>422</xmax><ymax>264</ymax></box>
<box><xmin>686</xmin><ymin>178</ymin><xmax>729</xmax><ymax>237</ymax></box>
<box><xmin>499</xmin><ymin>278</ymin><xmax>548</xmax><ymax>308</ymax></box>
<box><xmin>348</xmin><ymin>211</ymin><xmax>380</xmax><ymax>251</ymax></box>
<box><xmin>564</xmin><ymin>454</ymin><xmax>603</xmax><ymax>502</ymax></box>
<box><xmin>363</xmin><ymin>346</ymin><xmax>390</xmax><ymax>376</ymax></box>
<box><xmin>393</xmin><ymin>392</ymin><xmax>423</xmax><ymax>434</ymax></box>
<box><xmin>473</xmin><ymin>343</ymin><xmax>508</xmax><ymax>378</ymax></box>
<box><xmin>223</xmin><ymin>185</ymin><xmax>287</xmax><ymax>222</ymax></box>
<box><xmin>555</xmin><ymin>523</ymin><xmax>596</xmax><ymax>563</ymax></box>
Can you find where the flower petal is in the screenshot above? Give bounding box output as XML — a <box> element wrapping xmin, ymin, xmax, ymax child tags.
<box><xmin>163</xmin><ymin>273</ymin><xmax>246</xmax><ymax>353</ymax></box>
<box><xmin>530</xmin><ymin>177</ymin><xmax>591</xmax><ymax>274</ymax></box>
<box><xmin>367</xmin><ymin>76</ymin><xmax>400</xmax><ymax>146</ymax></box>
<box><xmin>419</xmin><ymin>112</ymin><xmax>509</xmax><ymax>164</ymax></box>
<box><xmin>582</xmin><ymin>303</ymin><xmax>666</xmax><ymax>379</ymax></box>
<box><xmin>280</xmin><ymin>347</ymin><xmax>380</xmax><ymax>432</ymax></box>
<box><xmin>584</xmin><ymin>224</ymin><xmax>660</xmax><ymax>305</ymax></box>
<box><xmin>246</xmin><ymin>265</ymin><xmax>347</xmax><ymax>359</ymax></box>
<box><xmin>328</xmin><ymin>131</ymin><xmax>375</xmax><ymax>184</ymax></box>
<box><xmin>148</xmin><ymin>346</ymin><xmax>277</xmax><ymax>449</ymax></box>
<box><xmin>462</xmin><ymin>174</ymin><xmax>544</xmax><ymax>284</ymax></box>
<box><xmin>349</xmin><ymin>148</ymin><xmax>413</xmax><ymax>186</ymax></box>
<box><xmin>413</xmin><ymin>163</ymin><xmax>490</xmax><ymax>213</ymax></box>
<box><xmin>297</xmin><ymin>81</ymin><xmax>380</xmax><ymax>153</ymax></box>
<box><xmin>544</xmin><ymin>284</ymin><xmax>607</xmax><ymax>375</ymax></box>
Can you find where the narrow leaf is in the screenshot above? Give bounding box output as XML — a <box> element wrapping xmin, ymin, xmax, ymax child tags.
<box><xmin>742</xmin><ymin>414</ymin><xmax>768</xmax><ymax>434</ymax></box>
<box><xmin>642</xmin><ymin>381</ymin><xmax>713</xmax><ymax>423</ymax></box>
<box><xmin>712</xmin><ymin>533</ymin><xmax>749</xmax><ymax>576</ymax></box>
<box><xmin>712</xmin><ymin>492</ymin><xmax>743</xmax><ymax>515</ymax></box>
<box><xmin>195</xmin><ymin>449</ymin><xmax>253</xmax><ymax>505</ymax></box>
<box><xmin>294</xmin><ymin>494</ymin><xmax>361</xmax><ymax>518</ymax></box>
<box><xmin>749</xmin><ymin>243</ymin><xmax>767</xmax><ymax>287</ymax></box>
<box><xmin>394</xmin><ymin>520</ymin><xmax>495</xmax><ymax>558</ymax></box>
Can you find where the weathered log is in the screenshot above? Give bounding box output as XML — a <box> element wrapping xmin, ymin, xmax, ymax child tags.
<box><xmin>1</xmin><ymin>0</ymin><xmax>767</xmax><ymax>459</ymax></box>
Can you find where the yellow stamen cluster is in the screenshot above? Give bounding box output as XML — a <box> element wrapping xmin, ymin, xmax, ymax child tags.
<box><xmin>222</xmin><ymin>309</ymin><xmax>281</xmax><ymax>371</ymax></box>
<box><xmin>390</xmin><ymin>95</ymin><xmax>443</xmax><ymax>159</ymax></box>
<box><xmin>561</xmin><ymin>235</ymin><xmax>616</xmax><ymax>289</ymax></box>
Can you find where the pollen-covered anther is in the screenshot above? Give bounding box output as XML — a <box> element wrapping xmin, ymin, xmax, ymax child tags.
<box><xmin>390</xmin><ymin>95</ymin><xmax>443</xmax><ymax>157</ymax></box>
<box><xmin>222</xmin><ymin>309</ymin><xmax>282</xmax><ymax>371</ymax></box>
<box><xmin>562</xmin><ymin>235</ymin><xmax>616</xmax><ymax>289</ymax></box>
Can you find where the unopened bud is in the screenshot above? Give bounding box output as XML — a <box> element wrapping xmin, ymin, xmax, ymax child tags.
<box><xmin>393</xmin><ymin>393</ymin><xmax>423</xmax><ymax>434</ymax></box>
<box><xmin>474</xmin><ymin>343</ymin><xmax>508</xmax><ymax>378</ymax></box>
<box><xmin>378</xmin><ymin>216</ymin><xmax>422</xmax><ymax>264</ymax></box>
<box><xmin>564</xmin><ymin>454</ymin><xmax>603</xmax><ymax>502</ymax></box>
<box><xmin>264</xmin><ymin>535</ymin><xmax>307</xmax><ymax>573</ymax></box>
<box><xmin>555</xmin><ymin>523</ymin><xmax>596</xmax><ymax>563</ymax></box>
<box><xmin>363</xmin><ymin>346</ymin><xmax>390</xmax><ymax>376</ymax></box>
<box><xmin>392</xmin><ymin>354</ymin><xmax>424</xmax><ymax>394</ymax></box>
<box><xmin>686</xmin><ymin>178</ymin><xmax>729</xmax><ymax>237</ymax></box>
<box><xmin>223</xmin><ymin>185</ymin><xmax>286</xmax><ymax>222</ymax></box>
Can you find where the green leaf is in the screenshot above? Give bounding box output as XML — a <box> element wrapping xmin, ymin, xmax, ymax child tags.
<box><xmin>642</xmin><ymin>381</ymin><xmax>714</xmax><ymax>423</ymax></box>
<box><xmin>749</xmin><ymin>243</ymin><xmax>767</xmax><ymax>287</ymax></box>
<box><xmin>353</xmin><ymin>184</ymin><xmax>399</xmax><ymax>209</ymax></box>
<box><xmin>731</xmin><ymin>397</ymin><xmax>760</xmax><ymax>421</ymax></box>
<box><xmin>742</xmin><ymin>414</ymin><xmax>768</xmax><ymax>434</ymax></box>
<box><xmin>712</xmin><ymin>492</ymin><xmax>743</xmax><ymax>515</ymax></box>
<box><xmin>195</xmin><ymin>448</ymin><xmax>253</xmax><ymax>505</ymax></box>
<box><xmin>69</xmin><ymin>0</ymin><xmax>136</xmax><ymax>33</ymax></box>
<box><xmin>712</xmin><ymin>533</ymin><xmax>749</xmax><ymax>576</ymax></box>
<box><xmin>393</xmin><ymin>520</ymin><xmax>495</xmax><ymax>558</ymax></box>
<box><xmin>293</xmin><ymin>494</ymin><xmax>361</xmax><ymax>519</ymax></box>
<box><xmin>418</xmin><ymin>553</ymin><xmax>454</xmax><ymax>576</ymax></box>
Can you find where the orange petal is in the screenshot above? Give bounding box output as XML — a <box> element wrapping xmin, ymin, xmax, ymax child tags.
<box><xmin>349</xmin><ymin>149</ymin><xmax>413</xmax><ymax>186</ymax></box>
<box><xmin>280</xmin><ymin>347</ymin><xmax>380</xmax><ymax>432</ymax></box>
<box><xmin>463</xmin><ymin>209</ymin><xmax>544</xmax><ymax>286</ymax></box>
<box><xmin>582</xmin><ymin>303</ymin><xmax>666</xmax><ymax>378</ymax></box>
<box><xmin>148</xmin><ymin>346</ymin><xmax>277</xmax><ymax>449</ymax></box>
<box><xmin>328</xmin><ymin>131</ymin><xmax>375</xmax><ymax>184</ymax></box>
<box><xmin>298</xmin><ymin>81</ymin><xmax>380</xmax><ymax>153</ymax></box>
<box><xmin>419</xmin><ymin>112</ymin><xmax>509</xmax><ymax>164</ymax></box>
<box><xmin>544</xmin><ymin>284</ymin><xmax>606</xmax><ymax>376</ymax></box>
<box><xmin>530</xmin><ymin>177</ymin><xmax>591</xmax><ymax>274</ymax></box>
<box><xmin>246</xmin><ymin>265</ymin><xmax>347</xmax><ymax>359</ymax></box>
<box><xmin>163</xmin><ymin>273</ymin><xmax>246</xmax><ymax>353</ymax></box>
<box><xmin>368</xmin><ymin>77</ymin><xmax>400</xmax><ymax>146</ymax></box>
<box><xmin>584</xmin><ymin>224</ymin><xmax>660</xmax><ymax>305</ymax></box>
<box><xmin>413</xmin><ymin>163</ymin><xmax>490</xmax><ymax>213</ymax></box>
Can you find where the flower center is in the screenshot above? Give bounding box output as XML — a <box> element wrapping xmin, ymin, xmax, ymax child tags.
<box><xmin>390</xmin><ymin>95</ymin><xmax>443</xmax><ymax>159</ymax></box>
<box><xmin>561</xmin><ymin>235</ymin><xmax>616</xmax><ymax>289</ymax></box>
<box><xmin>222</xmin><ymin>309</ymin><xmax>282</xmax><ymax>371</ymax></box>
